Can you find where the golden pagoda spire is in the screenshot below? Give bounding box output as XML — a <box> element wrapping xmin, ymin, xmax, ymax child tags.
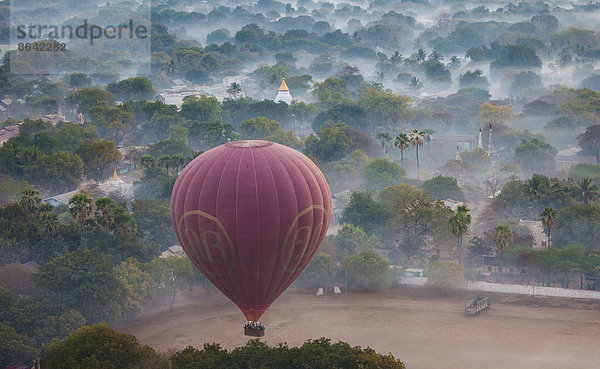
<box><xmin>111</xmin><ymin>167</ymin><xmax>120</xmax><ymax>181</ymax></box>
<box><xmin>278</xmin><ymin>75</ymin><xmax>289</xmax><ymax>92</ymax></box>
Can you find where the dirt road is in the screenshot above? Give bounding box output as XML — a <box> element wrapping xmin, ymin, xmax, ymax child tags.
<box><xmin>121</xmin><ymin>288</ymin><xmax>600</xmax><ymax>369</ymax></box>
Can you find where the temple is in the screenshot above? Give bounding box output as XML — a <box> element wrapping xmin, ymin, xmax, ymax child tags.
<box><xmin>274</xmin><ymin>76</ymin><xmax>293</xmax><ymax>104</ymax></box>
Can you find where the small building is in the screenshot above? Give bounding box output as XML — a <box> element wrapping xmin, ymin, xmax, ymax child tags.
<box><xmin>161</xmin><ymin>245</ymin><xmax>184</xmax><ymax>258</ymax></box>
<box><xmin>44</xmin><ymin>189</ymin><xmax>79</xmax><ymax>207</ymax></box>
<box><xmin>404</xmin><ymin>268</ymin><xmax>425</xmax><ymax>277</ymax></box>
<box><xmin>43</xmin><ymin>106</ymin><xmax>67</xmax><ymax>125</ymax></box>
<box><xmin>0</xmin><ymin>124</ymin><xmax>21</xmax><ymax>146</ymax></box>
<box><xmin>274</xmin><ymin>76</ymin><xmax>293</xmax><ymax>104</ymax></box>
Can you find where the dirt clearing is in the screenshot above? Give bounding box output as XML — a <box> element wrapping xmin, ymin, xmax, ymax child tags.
<box><xmin>121</xmin><ymin>288</ymin><xmax>600</xmax><ymax>369</ymax></box>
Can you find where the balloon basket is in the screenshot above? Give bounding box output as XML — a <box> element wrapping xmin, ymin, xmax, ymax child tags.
<box><xmin>244</xmin><ymin>322</ymin><xmax>265</xmax><ymax>337</ymax></box>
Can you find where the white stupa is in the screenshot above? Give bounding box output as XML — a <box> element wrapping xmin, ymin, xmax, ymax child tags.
<box><xmin>274</xmin><ymin>76</ymin><xmax>293</xmax><ymax>104</ymax></box>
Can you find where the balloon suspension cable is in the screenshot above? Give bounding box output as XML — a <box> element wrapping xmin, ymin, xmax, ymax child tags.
<box><xmin>243</xmin><ymin>320</ymin><xmax>266</xmax><ymax>337</ymax></box>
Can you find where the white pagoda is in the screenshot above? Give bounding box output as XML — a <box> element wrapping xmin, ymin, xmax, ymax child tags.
<box><xmin>274</xmin><ymin>76</ymin><xmax>293</xmax><ymax>104</ymax></box>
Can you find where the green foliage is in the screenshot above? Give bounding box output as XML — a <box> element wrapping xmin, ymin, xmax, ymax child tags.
<box><xmin>181</xmin><ymin>96</ymin><xmax>222</xmax><ymax>122</ymax></box>
<box><xmin>514</xmin><ymin>138</ymin><xmax>557</xmax><ymax>176</ymax></box>
<box><xmin>577</xmin><ymin>124</ymin><xmax>600</xmax><ymax>161</ymax></box>
<box><xmin>0</xmin><ymin>321</ymin><xmax>39</xmax><ymax>368</ymax></box>
<box><xmin>146</xmin><ymin>256</ymin><xmax>194</xmax><ymax>312</ymax></box>
<box><xmin>340</xmin><ymin>191</ymin><xmax>387</xmax><ymax>235</ymax></box>
<box><xmin>75</xmin><ymin>140</ymin><xmax>122</xmax><ymax>181</ymax></box>
<box><xmin>44</xmin><ymin>323</ymin><xmax>158</xmax><ymax>369</ymax></box>
<box><xmin>491</xmin><ymin>44</ymin><xmax>542</xmax><ymax>69</ymax></box>
<box><xmin>170</xmin><ymin>338</ymin><xmax>405</xmax><ymax>369</ymax></box>
<box><xmin>304</xmin><ymin>126</ymin><xmax>352</xmax><ymax>162</ymax></box>
<box><xmin>106</xmin><ymin>77</ymin><xmax>155</xmax><ymax>101</ymax></box>
<box><xmin>114</xmin><ymin>258</ymin><xmax>156</xmax><ymax>319</ymax></box>
<box><xmin>239</xmin><ymin>117</ymin><xmax>281</xmax><ymax>139</ymax></box>
<box><xmin>363</xmin><ymin>158</ymin><xmax>406</xmax><ymax>190</ymax></box>
<box><xmin>459</xmin><ymin>70</ymin><xmax>488</xmax><ymax>90</ymax></box>
<box><xmin>554</xmin><ymin>204</ymin><xmax>600</xmax><ymax>250</ymax></box>
<box><xmin>300</xmin><ymin>251</ymin><xmax>334</xmax><ymax>287</ymax></box>
<box><xmin>131</xmin><ymin>199</ymin><xmax>177</xmax><ymax>250</ymax></box>
<box><xmin>33</xmin><ymin>251</ymin><xmax>124</xmax><ymax>323</ymax></box>
<box><xmin>426</xmin><ymin>261</ymin><xmax>465</xmax><ymax>291</ymax></box>
<box><xmin>66</xmin><ymin>88</ymin><xmax>115</xmax><ymax>115</ymax></box>
<box><xmin>343</xmin><ymin>250</ymin><xmax>391</xmax><ymax>291</ymax></box>
<box><xmin>421</xmin><ymin>175</ymin><xmax>464</xmax><ymax>201</ymax></box>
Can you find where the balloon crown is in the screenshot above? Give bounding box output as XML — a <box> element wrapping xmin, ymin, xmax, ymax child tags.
<box><xmin>226</xmin><ymin>140</ymin><xmax>273</xmax><ymax>148</ymax></box>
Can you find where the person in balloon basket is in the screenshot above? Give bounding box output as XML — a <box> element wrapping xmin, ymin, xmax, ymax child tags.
<box><xmin>245</xmin><ymin>321</ymin><xmax>265</xmax><ymax>330</ymax></box>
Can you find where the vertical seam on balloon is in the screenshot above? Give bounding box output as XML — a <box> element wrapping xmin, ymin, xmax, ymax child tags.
<box><xmin>274</xmin><ymin>145</ymin><xmax>313</xmax><ymax>298</ymax></box>
<box><xmin>176</xmin><ymin>150</ymin><xmax>231</xmax><ymax>301</ymax></box>
<box><xmin>235</xmin><ymin>148</ymin><xmax>253</xmax><ymax>311</ymax></box>
<box><xmin>197</xmin><ymin>149</ymin><xmax>240</xmax><ymax>303</ymax></box>
<box><xmin>262</xmin><ymin>144</ymin><xmax>299</xmax><ymax>304</ymax></box>
<box><xmin>249</xmin><ymin>145</ymin><xmax>260</xmax><ymax>315</ymax></box>
<box><xmin>275</xmin><ymin>153</ymin><xmax>327</xmax><ymax>299</ymax></box>
<box><xmin>255</xmin><ymin>145</ymin><xmax>280</xmax><ymax>307</ymax></box>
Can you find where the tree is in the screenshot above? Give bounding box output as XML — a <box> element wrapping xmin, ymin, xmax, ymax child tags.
<box><xmin>25</xmin><ymin>151</ymin><xmax>83</xmax><ymax>193</ymax></box>
<box><xmin>147</xmin><ymin>256</ymin><xmax>194</xmax><ymax>312</ymax></box>
<box><xmin>19</xmin><ymin>187</ymin><xmax>40</xmax><ymax>246</ymax></box>
<box><xmin>553</xmin><ymin>204</ymin><xmax>600</xmax><ymax>250</ymax></box>
<box><xmin>304</xmin><ymin>126</ymin><xmax>352</xmax><ymax>162</ymax></box>
<box><xmin>421</xmin><ymin>175</ymin><xmax>464</xmax><ymax>201</ymax></box>
<box><xmin>239</xmin><ymin>117</ymin><xmax>281</xmax><ymax>139</ymax></box>
<box><xmin>227</xmin><ymin>82</ymin><xmax>242</xmax><ymax>98</ymax></box>
<box><xmin>75</xmin><ymin>140</ymin><xmax>123</xmax><ymax>181</ymax></box>
<box><xmin>449</xmin><ymin>205</ymin><xmax>471</xmax><ymax>264</ymax></box>
<box><xmin>415</xmin><ymin>48</ymin><xmax>426</xmax><ymax>63</ymax></box>
<box><xmin>340</xmin><ymin>191</ymin><xmax>387</xmax><ymax>235</ymax></box>
<box><xmin>358</xmin><ymin>89</ymin><xmax>412</xmax><ymax>131</ymax></box>
<box><xmin>65</xmin><ymin>88</ymin><xmax>115</xmax><ymax>115</ymax></box>
<box><xmin>106</xmin><ymin>77</ymin><xmax>155</xmax><ymax>101</ymax></box>
<box><xmin>95</xmin><ymin>197</ymin><xmax>115</xmax><ymax>252</ymax></box>
<box><xmin>334</xmin><ymin>224</ymin><xmax>373</xmax><ymax>256</ymax></box>
<box><xmin>576</xmin><ymin>178</ymin><xmax>599</xmax><ymax>205</ymax></box>
<box><xmin>493</xmin><ymin>224</ymin><xmax>513</xmax><ymax>272</ymax></box>
<box><xmin>181</xmin><ymin>96</ymin><xmax>222</xmax><ymax>122</ymax></box>
<box><xmin>69</xmin><ymin>193</ymin><xmax>93</xmax><ymax>247</ymax></box>
<box><xmin>300</xmin><ymin>251</ymin><xmax>334</xmax><ymax>287</ymax></box>
<box><xmin>343</xmin><ymin>250</ymin><xmax>391</xmax><ymax>291</ymax></box>
<box><xmin>43</xmin><ymin>323</ymin><xmax>158</xmax><ymax>369</ymax></box>
<box><xmin>394</xmin><ymin>133</ymin><xmax>410</xmax><ymax>168</ymax></box>
<box><xmin>375</xmin><ymin>132</ymin><xmax>391</xmax><ymax>153</ymax></box>
<box><xmin>540</xmin><ymin>207</ymin><xmax>557</xmax><ymax>249</ymax></box>
<box><xmin>408</xmin><ymin>76</ymin><xmax>423</xmax><ymax>91</ymax></box>
<box><xmin>114</xmin><ymin>258</ymin><xmax>156</xmax><ymax>319</ymax></box>
<box><xmin>34</xmin><ymin>251</ymin><xmax>123</xmax><ymax>322</ymax></box>
<box><xmin>363</xmin><ymin>158</ymin><xmax>406</xmax><ymax>190</ymax></box>
<box><xmin>68</xmin><ymin>72</ymin><xmax>92</xmax><ymax>88</ymax></box>
<box><xmin>577</xmin><ymin>125</ymin><xmax>600</xmax><ymax>163</ymax></box>
<box><xmin>514</xmin><ymin>138</ymin><xmax>558</xmax><ymax>176</ymax></box>
<box><xmin>459</xmin><ymin>70</ymin><xmax>488</xmax><ymax>90</ymax></box>
<box><xmin>478</xmin><ymin>102</ymin><xmax>514</xmax><ymax>131</ymax></box>
<box><xmin>0</xmin><ymin>322</ymin><xmax>39</xmax><ymax>368</ymax></box>
<box><xmin>408</xmin><ymin>129</ymin><xmax>424</xmax><ymax>180</ymax></box>
<box><xmin>426</xmin><ymin>261</ymin><xmax>465</xmax><ymax>292</ymax></box>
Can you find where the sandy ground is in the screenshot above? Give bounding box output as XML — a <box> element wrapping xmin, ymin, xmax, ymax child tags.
<box><xmin>121</xmin><ymin>288</ymin><xmax>600</xmax><ymax>369</ymax></box>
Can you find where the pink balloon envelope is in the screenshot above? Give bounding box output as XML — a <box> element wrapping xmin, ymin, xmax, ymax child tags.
<box><xmin>171</xmin><ymin>140</ymin><xmax>331</xmax><ymax>321</ymax></box>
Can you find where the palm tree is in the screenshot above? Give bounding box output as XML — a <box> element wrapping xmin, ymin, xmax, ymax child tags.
<box><xmin>415</xmin><ymin>48</ymin><xmax>426</xmax><ymax>63</ymax></box>
<box><xmin>576</xmin><ymin>177</ymin><xmax>599</xmax><ymax>205</ymax></box>
<box><xmin>69</xmin><ymin>193</ymin><xmax>93</xmax><ymax>247</ymax></box>
<box><xmin>163</xmin><ymin>59</ymin><xmax>178</xmax><ymax>77</ymax></box>
<box><xmin>394</xmin><ymin>133</ymin><xmax>410</xmax><ymax>168</ymax></box>
<box><xmin>227</xmin><ymin>82</ymin><xmax>242</xmax><ymax>98</ymax></box>
<box><xmin>447</xmin><ymin>55</ymin><xmax>461</xmax><ymax>69</ymax></box>
<box><xmin>540</xmin><ymin>207</ymin><xmax>557</xmax><ymax>249</ymax></box>
<box><xmin>38</xmin><ymin>204</ymin><xmax>58</xmax><ymax>240</ymax></box>
<box><xmin>95</xmin><ymin>197</ymin><xmax>115</xmax><ymax>252</ymax></box>
<box><xmin>449</xmin><ymin>205</ymin><xmax>471</xmax><ymax>264</ymax></box>
<box><xmin>429</xmin><ymin>50</ymin><xmax>443</xmax><ymax>61</ymax></box>
<box><xmin>375</xmin><ymin>132</ymin><xmax>391</xmax><ymax>154</ymax></box>
<box><xmin>20</xmin><ymin>187</ymin><xmax>41</xmax><ymax>246</ymax></box>
<box><xmin>493</xmin><ymin>224</ymin><xmax>513</xmax><ymax>273</ymax></box>
<box><xmin>409</xmin><ymin>129</ymin><xmax>425</xmax><ymax>180</ymax></box>
<box><xmin>408</xmin><ymin>76</ymin><xmax>422</xmax><ymax>91</ymax></box>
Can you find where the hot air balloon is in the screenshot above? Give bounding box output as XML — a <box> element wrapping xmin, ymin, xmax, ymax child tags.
<box><xmin>170</xmin><ymin>140</ymin><xmax>331</xmax><ymax>336</ymax></box>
